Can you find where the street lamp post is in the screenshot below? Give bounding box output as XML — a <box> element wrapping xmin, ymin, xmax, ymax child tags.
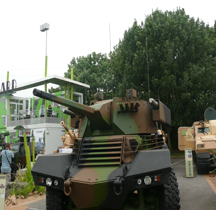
<box><xmin>40</xmin><ymin>23</ymin><xmax>50</xmax><ymax>116</ymax></box>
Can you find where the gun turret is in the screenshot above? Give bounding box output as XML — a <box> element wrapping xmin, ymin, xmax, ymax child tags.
<box><xmin>33</xmin><ymin>88</ymin><xmax>171</xmax><ymax>138</ymax></box>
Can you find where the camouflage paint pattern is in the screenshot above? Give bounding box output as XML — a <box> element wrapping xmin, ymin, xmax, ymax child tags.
<box><xmin>32</xmin><ymin>88</ymin><xmax>172</xmax><ymax>209</ymax></box>
<box><xmin>33</xmin><ymin>88</ymin><xmax>171</xmax><ymax>137</ymax></box>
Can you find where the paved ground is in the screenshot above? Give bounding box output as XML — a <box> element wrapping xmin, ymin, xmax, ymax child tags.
<box><xmin>25</xmin><ymin>199</ymin><xmax>46</xmax><ymax>210</ymax></box>
<box><xmin>5</xmin><ymin>156</ymin><xmax>216</xmax><ymax>210</ymax></box>
<box><xmin>172</xmin><ymin>157</ymin><xmax>216</xmax><ymax>210</ymax></box>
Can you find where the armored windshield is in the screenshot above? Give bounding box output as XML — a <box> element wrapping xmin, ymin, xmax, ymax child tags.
<box><xmin>198</xmin><ymin>127</ymin><xmax>210</xmax><ymax>133</ymax></box>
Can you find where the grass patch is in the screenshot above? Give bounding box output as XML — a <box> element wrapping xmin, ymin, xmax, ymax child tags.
<box><xmin>171</xmin><ymin>150</ymin><xmax>184</xmax><ymax>157</ymax></box>
<box><xmin>11</xmin><ymin>164</ymin><xmax>46</xmax><ymax>198</ymax></box>
<box><xmin>11</xmin><ymin>135</ymin><xmax>45</xmax><ymax>198</ymax></box>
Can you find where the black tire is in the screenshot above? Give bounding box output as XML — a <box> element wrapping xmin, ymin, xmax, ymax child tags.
<box><xmin>159</xmin><ymin>168</ymin><xmax>180</xmax><ymax>210</ymax></box>
<box><xmin>46</xmin><ymin>187</ymin><xmax>69</xmax><ymax>210</ymax></box>
<box><xmin>122</xmin><ymin>168</ymin><xmax>180</xmax><ymax>210</ymax></box>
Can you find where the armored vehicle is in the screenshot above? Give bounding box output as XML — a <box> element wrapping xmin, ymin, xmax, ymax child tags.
<box><xmin>31</xmin><ymin>88</ymin><xmax>180</xmax><ymax>210</ymax></box>
<box><xmin>178</xmin><ymin>107</ymin><xmax>216</xmax><ymax>174</ymax></box>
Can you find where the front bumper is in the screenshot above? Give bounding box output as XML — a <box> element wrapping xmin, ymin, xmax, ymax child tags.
<box><xmin>31</xmin><ymin>149</ymin><xmax>171</xmax><ymax>209</ymax></box>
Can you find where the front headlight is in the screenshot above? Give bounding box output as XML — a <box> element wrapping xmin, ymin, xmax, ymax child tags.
<box><xmin>54</xmin><ymin>180</ymin><xmax>58</xmax><ymax>186</ymax></box>
<box><xmin>46</xmin><ymin>178</ymin><xmax>52</xmax><ymax>186</ymax></box>
<box><xmin>137</xmin><ymin>178</ymin><xmax>142</xmax><ymax>185</ymax></box>
<box><xmin>144</xmin><ymin>176</ymin><xmax>152</xmax><ymax>185</ymax></box>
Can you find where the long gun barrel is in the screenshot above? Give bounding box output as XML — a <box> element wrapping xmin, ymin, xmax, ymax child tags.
<box><xmin>33</xmin><ymin>88</ymin><xmax>95</xmax><ymax>117</ymax></box>
<box><xmin>62</xmin><ymin>109</ymin><xmax>76</xmax><ymax>118</ymax></box>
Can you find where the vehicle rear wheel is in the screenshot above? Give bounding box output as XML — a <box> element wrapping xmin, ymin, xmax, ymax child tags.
<box><xmin>46</xmin><ymin>187</ymin><xmax>69</xmax><ymax>210</ymax></box>
<box><xmin>159</xmin><ymin>168</ymin><xmax>180</xmax><ymax>210</ymax></box>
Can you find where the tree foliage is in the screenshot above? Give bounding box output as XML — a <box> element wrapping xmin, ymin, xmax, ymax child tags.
<box><xmin>64</xmin><ymin>52</ymin><xmax>112</xmax><ymax>104</ymax></box>
<box><xmin>58</xmin><ymin>8</ymin><xmax>216</xmax><ymax>149</ymax></box>
<box><xmin>110</xmin><ymin>9</ymin><xmax>216</xmax><ymax>148</ymax></box>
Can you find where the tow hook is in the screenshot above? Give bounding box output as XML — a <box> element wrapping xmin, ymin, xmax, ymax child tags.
<box><xmin>113</xmin><ymin>176</ymin><xmax>124</xmax><ymax>195</ymax></box>
<box><xmin>64</xmin><ymin>180</ymin><xmax>72</xmax><ymax>196</ymax></box>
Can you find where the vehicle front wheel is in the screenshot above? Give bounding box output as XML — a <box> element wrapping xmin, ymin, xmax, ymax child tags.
<box><xmin>46</xmin><ymin>187</ymin><xmax>69</xmax><ymax>210</ymax></box>
<box><xmin>159</xmin><ymin>168</ymin><xmax>180</xmax><ymax>210</ymax></box>
<box><xmin>122</xmin><ymin>168</ymin><xmax>180</xmax><ymax>210</ymax></box>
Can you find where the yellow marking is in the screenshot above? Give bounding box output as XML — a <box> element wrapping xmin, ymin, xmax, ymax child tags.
<box><xmin>204</xmin><ymin>172</ymin><xmax>216</xmax><ymax>194</ymax></box>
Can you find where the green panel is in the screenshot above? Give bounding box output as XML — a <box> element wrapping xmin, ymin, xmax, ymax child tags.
<box><xmin>0</xmin><ymin>102</ymin><xmax>10</xmax><ymax>143</ymax></box>
<box><xmin>113</xmin><ymin>111</ymin><xmax>140</xmax><ymax>134</ymax></box>
<box><xmin>0</xmin><ymin>102</ymin><xmax>7</xmax><ymax>128</ymax></box>
<box><xmin>90</xmin><ymin>102</ymin><xmax>110</xmax><ymax>126</ymax></box>
<box><xmin>111</xmin><ymin>97</ymin><xmax>140</xmax><ymax>134</ymax></box>
<box><xmin>181</xmin><ymin>130</ymin><xmax>187</xmax><ymax>136</ymax></box>
<box><xmin>54</xmin><ymin>91</ymin><xmax>63</xmax><ymax>96</ymax></box>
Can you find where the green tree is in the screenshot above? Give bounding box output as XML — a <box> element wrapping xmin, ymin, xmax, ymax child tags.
<box><xmin>64</xmin><ymin>52</ymin><xmax>112</xmax><ymax>105</ymax></box>
<box><xmin>111</xmin><ymin>8</ymin><xmax>216</xmax><ymax>149</ymax></box>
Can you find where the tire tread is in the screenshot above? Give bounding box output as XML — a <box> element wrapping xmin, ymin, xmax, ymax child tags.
<box><xmin>161</xmin><ymin>168</ymin><xmax>180</xmax><ymax>210</ymax></box>
<box><xmin>46</xmin><ymin>187</ymin><xmax>64</xmax><ymax>210</ymax></box>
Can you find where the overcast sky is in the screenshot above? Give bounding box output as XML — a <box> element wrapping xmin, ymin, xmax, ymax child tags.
<box><xmin>0</xmin><ymin>0</ymin><xmax>215</xmax><ymax>97</ymax></box>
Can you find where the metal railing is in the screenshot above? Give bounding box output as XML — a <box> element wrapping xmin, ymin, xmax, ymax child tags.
<box><xmin>6</xmin><ymin>109</ymin><xmax>66</xmax><ymax>127</ymax></box>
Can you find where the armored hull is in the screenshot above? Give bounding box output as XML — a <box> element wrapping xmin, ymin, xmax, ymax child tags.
<box><xmin>31</xmin><ymin>89</ymin><xmax>180</xmax><ymax>210</ymax></box>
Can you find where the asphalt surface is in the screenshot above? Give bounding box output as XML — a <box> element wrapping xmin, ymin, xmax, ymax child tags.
<box><xmin>25</xmin><ymin>199</ymin><xmax>46</xmax><ymax>210</ymax></box>
<box><xmin>23</xmin><ymin>157</ymin><xmax>216</xmax><ymax>210</ymax></box>
<box><xmin>172</xmin><ymin>157</ymin><xmax>216</xmax><ymax>210</ymax></box>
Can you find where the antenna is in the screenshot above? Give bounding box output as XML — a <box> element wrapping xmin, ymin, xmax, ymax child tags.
<box><xmin>109</xmin><ymin>23</ymin><xmax>113</xmax><ymax>98</ymax></box>
<box><xmin>145</xmin><ymin>19</ymin><xmax>150</xmax><ymax>99</ymax></box>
